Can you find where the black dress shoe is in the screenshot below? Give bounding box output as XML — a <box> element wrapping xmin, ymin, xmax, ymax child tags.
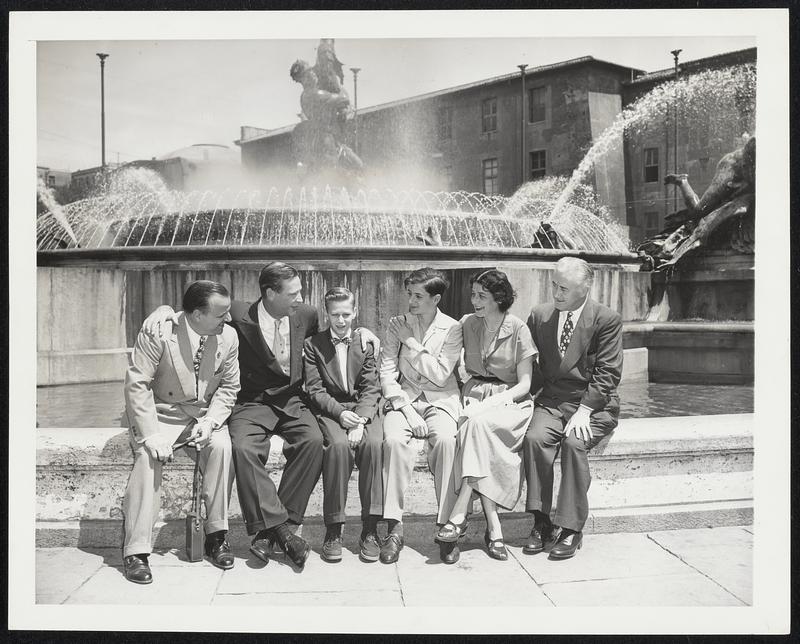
<box><xmin>439</xmin><ymin>540</ymin><xmax>460</xmax><ymax>564</ymax></box>
<box><xmin>523</xmin><ymin>517</ymin><xmax>554</xmax><ymax>555</ymax></box>
<box><xmin>123</xmin><ymin>554</ymin><xmax>153</xmax><ymax>584</ymax></box>
<box><xmin>249</xmin><ymin>530</ymin><xmax>272</xmax><ymax>564</ymax></box>
<box><xmin>204</xmin><ymin>531</ymin><xmax>234</xmax><ymax>570</ymax></box>
<box><xmin>484</xmin><ymin>531</ymin><xmax>508</xmax><ymax>561</ymax></box>
<box><xmin>549</xmin><ymin>530</ymin><xmax>583</xmax><ymax>560</ymax></box>
<box><xmin>379</xmin><ymin>533</ymin><xmax>403</xmax><ymax>564</ymax></box>
<box><xmin>271</xmin><ymin>523</ymin><xmax>311</xmax><ymax>568</ymax></box>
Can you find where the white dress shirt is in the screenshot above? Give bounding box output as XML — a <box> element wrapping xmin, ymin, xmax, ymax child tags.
<box><xmin>330</xmin><ymin>329</ymin><xmax>351</xmax><ymax>393</ymax></box>
<box><xmin>557</xmin><ymin>298</ymin><xmax>593</xmax><ymax>415</ymax></box>
<box><xmin>258</xmin><ymin>300</ymin><xmax>291</xmax><ymax>374</ymax></box>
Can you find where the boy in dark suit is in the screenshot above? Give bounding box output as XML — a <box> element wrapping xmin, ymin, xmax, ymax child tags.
<box><xmin>304</xmin><ymin>287</ymin><xmax>384</xmax><ymax>563</ymax></box>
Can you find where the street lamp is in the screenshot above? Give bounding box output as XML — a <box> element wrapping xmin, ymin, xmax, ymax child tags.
<box><xmin>96</xmin><ymin>53</ymin><xmax>109</xmax><ymax>169</ymax></box>
<box><xmin>518</xmin><ymin>64</ymin><xmax>528</xmax><ymax>186</ymax></box>
<box><xmin>350</xmin><ymin>67</ymin><xmax>361</xmax><ymax>156</ymax></box>
<box><xmin>670</xmin><ymin>49</ymin><xmax>682</xmax><ymax>212</ymax></box>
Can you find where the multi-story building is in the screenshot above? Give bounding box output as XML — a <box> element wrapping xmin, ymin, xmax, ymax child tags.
<box><xmin>236</xmin><ymin>48</ymin><xmax>755</xmax><ymax>243</ymax></box>
<box><xmin>37</xmin><ymin>166</ymin><xmax>71</xmax><ymax>189</ymax></box>
<box><xmin>621</xmin><ymin>47</ymin><xmax>756</xmax><ymax>241</ymax></box>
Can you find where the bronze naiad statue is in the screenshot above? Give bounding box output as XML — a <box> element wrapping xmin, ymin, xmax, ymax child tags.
<box><xmin>638</xmin><ymin>136</ymin><xmax>755</xmax><ymax>270</ymax></box>
<box><xmin>289</xmin><ymin>39</ymin><xmax>364</xmax><ymax>186</ymax></box>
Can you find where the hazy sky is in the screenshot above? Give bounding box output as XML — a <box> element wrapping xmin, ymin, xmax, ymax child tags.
<box><xmin>37</xmin><ymin>36</ymin><xmax>755</xmax><ymax>171</ymax></box>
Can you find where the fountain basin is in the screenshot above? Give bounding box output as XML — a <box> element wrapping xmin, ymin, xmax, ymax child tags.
<box><xmin>37</xmin><ymin>245</ymin><xmax>647</xmax><ymax>386</ymax></box>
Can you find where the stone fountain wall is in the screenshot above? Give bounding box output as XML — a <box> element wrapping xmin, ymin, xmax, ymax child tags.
<box><xmin>37</xmin><ymin>247</ymin><xmax>648</xmax><ymax>385</ymax></box>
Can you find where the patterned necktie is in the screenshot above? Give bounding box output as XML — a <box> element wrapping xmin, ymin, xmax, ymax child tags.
<box><xmin>193</xmin><ymin>335</ymin><xmax>206</xmax><ymax>377</ymax></box>
<box><xmin>559</xmin><ymin>311</ymin><xmax>574</xmax><ymax>356</ymax></box>
<box><xmin>274</xmin><ymin>318</ymin><xmax>289</xmax><ymax>375</ymax></box>
<box><xmin>331</xmin><ymin>336</ymin><xmax>352</xmax><ymax>346</ymax></box>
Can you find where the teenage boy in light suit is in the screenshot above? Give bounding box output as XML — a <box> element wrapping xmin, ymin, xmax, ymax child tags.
<box><xmin>379</xmin><ymin>267</ymin><xmax>463</xmax><ymax>564</ymax></box>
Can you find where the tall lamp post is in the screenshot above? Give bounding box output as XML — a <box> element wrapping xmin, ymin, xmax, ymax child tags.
<box><xmin>96</xmin><ymin>53</ymin><xmax>109</xmax><ymax>169</ymax></box>
<box><xmin>670</xmin><ymin>49</ymin><xmax>682</xmax><ymax>212</ymax></box>
<box><xmin>518</xmin><ymin>64</ymin><xmax>528</xmax><ymax>187</ymax></box>
<box><xmin>350</xmin><ymin>67</ymin><xmax>361</xmax><ymax>156</ymax></box>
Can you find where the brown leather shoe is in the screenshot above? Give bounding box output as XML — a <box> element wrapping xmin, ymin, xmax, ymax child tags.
<box><xmin>249</xmin><ymin>530</ymin><xmax>272</xmax><ymax>564</ymax></box>
<box><xmin>439</xmin><ymin>540</ymin><xmax>460</xmax><ymax>564</ymax></box>
<box><xmin>379</xmin><ymin>533</ymin><xmax>404</xmax><ymax>564</ymax></box>
<box><xmin>123</xmin><ymin>554</ymin><xmax>153</xmax><ymax>584</ymax></box>
<box><xmin>205</xmin><ymin>531</ymin><xmax>234</xmax><ymax>570</ymax></box>
<box><xmin>359</xmin><ymin>533</ymin><xmax>381</xmax><ymax>563</ymax></box>
<box><xmin>549</xmin><ymin>530</ymin><xmax>583</xmax><ymax>560</ymax></box>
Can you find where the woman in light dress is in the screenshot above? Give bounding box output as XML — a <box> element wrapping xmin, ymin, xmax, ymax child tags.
<box><xmin>436</xmin><ymin>269</ymin><xmax>537</xmax><ymax>561</ymax></box>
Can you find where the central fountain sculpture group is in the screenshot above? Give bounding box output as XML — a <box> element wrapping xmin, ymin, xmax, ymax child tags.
<box><xmin>290</xmin><ymin>39</ymin><xmax>364</xmax><ymax>188</ymax></box>
<box><xmin>638</xmin><ymin>135</ymin><xmax>755</xmax><ymax>270</ymax></box>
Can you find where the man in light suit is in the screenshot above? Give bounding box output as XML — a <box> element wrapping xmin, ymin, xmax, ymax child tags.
<box><xmin>304</xmin><ymin>287</ymin><xmax>384</xmax><ymax>563</ymax></box>
<box><xmin>122</xmin><ymin>280</ymin><xmax>239</xmax><ymax>584</ymax></box>
<box><xmin>522</xmin><ymin>257</ymin><xmax>623</xmax><ymax>560</ymax></box>
<box><xmin>379</xmin><ymin>268</ymin><xmax>463</xmax><ymax>564</ymax></box>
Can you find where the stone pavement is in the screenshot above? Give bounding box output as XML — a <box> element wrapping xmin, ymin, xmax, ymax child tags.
<box><xmin>36</xmin><ymin>525</ymin><xmax>751</xmax><ymax>607</ymax></box>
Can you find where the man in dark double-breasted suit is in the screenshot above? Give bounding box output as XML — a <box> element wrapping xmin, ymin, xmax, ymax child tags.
<box><xmin>522</xmin><ymin>257</ymin><xmax>623</xmax><ymax>560</ymax></box>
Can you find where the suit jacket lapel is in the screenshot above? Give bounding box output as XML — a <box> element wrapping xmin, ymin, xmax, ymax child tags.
<box><xmin>321</xmin><ymin>332</ymin><xmax>347</xmax><ymax>393</ymax></box>
<box><xmin>346</xmin><ymin>335</ymin><xmax>363</xmax><ymax>394</ymax></box>
<box><xmin>540</xmin><ymin>306</ymin><xmax>561</xmax><ymax>375</ymax></box>
<box><xmin>167</xmin><ymin>314</ymin><xmax>198</xmax><ymax>400</ymax></box>
<box><xmin>560</xmin><ymin>299</ymin><xmax>595</xmax><ymax>374</ymax></box>
<box><xmin>289</xmin><ymin>315</ymin><xmax>304</xmax><ymax>381</ymax></box>
<box><xmin>196</xmin><ymin>333</ymin><xmax>218</xmax><ymax>402</ymax></box>
<box><xmin>239</xmin><ymin>301</ymin><xmax>276</xmax><ymax>368</ymax></box>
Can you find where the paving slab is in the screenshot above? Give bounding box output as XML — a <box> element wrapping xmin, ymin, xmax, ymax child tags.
<box><xmin>216</xmin><ymin>545</ymin><xmax>398</xmax><ymax>595</ymax></box>
<box><xmin>395</xmin><ymin>541</ymin><xmax>553</xmax><ymax>607</ymax></box>
<box><xmin>646</xmin><ymin>526</ymin><xmax>752</xmax><ymax>604</ymax></box>
<box><xmin>540</xmin><ymin>571</ymin><xmax>745</xmax><ymax>607</ymax></box>
<box><xmin>36</xmin><ymin>547</ymin><xmax>105</xmax><ymax>604</ymax></box>
<box><xmin>213</xmin><ymin>589</ymin><xmax>404</xmax><ymax>606</ymax></box>
<box><xmin>510</xmin><ymin>533</ymin><xmax>688</xmax><ymax>585</ymax></box>
<box><xmin>64</xmin><ymin>561</ymin><xmax>223</xmax><ymax>604</ymax></box>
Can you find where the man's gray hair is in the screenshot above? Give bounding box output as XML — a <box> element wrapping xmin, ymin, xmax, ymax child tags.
<box><xmin>555</xmin><ymin>257</ymin><xmax>594</xmax><ymax>286</ymax></box>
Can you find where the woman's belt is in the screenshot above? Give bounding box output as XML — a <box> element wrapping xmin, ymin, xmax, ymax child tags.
<box><xmin>470</xmin><ymin>374</ymin><xmax>503</xmax><ymax>384</ymax></box>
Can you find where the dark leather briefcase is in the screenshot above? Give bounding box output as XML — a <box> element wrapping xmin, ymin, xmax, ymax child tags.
<box><xmin>185</xmin><ymin>457</ymin><xmax>204</xmax><ymax>562</ymax></box>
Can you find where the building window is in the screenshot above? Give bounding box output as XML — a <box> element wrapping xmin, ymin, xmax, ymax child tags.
<box><xmin>438</xmin><ymin>106</ymin><xmax>453</xmax><ymax>140</ymax></box>
<box><xmin>529</xmin><ymin>86</ymin><xmax>547</xmax><ymax>123</ymax></box>
<box><xmin>47</xmin><ymin>175</ymin><xmax>56</xmax><ymax>187</ymax></box>
<box><xmin>644</xmin><ymin>211</ymin><xmax>660</xmax><ymax>238</ymax></box>
<box><xmin>482</xmin><ymin>158</ymin><xmax>498</xmax><ymax>195</ymax></box>
<box><xmin>482</xmin><ymin>97</ymin><xmax>497</xmax><ymax>133</ymax></box>
<box><xmin>530</xmin><ymin>150</ymin><xmax>546</xmax><ymax>179</ymax></box>
<box><xmin>643</xmin><ymin>147</ymin><xmax>660</xmax><ymax>183</ymax></box>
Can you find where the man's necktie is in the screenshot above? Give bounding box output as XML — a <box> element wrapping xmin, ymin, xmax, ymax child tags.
<box><xmin>559</xmin><ymin>312</ymin><xmax>574</xmax><ymax>356</ymax></box>
<box><xmin>193</xmin><ymin>336</ymin><xmax>206</xmax><ymax>377</ymax></box>
<box><xmin>274</xmin><ymin>318</ymin><xmax>289</xmax><ymax>374</ymax></box>
<box><xmin>331</xmin><ymin>336</ymin><xmax>352</xmax><ymax>346</ymax></box>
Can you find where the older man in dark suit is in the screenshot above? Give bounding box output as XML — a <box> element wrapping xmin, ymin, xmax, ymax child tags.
<box><xmin>522</xmin><ymin>257</ymin><xmax>623</xmax><ymax>560</ymax></box>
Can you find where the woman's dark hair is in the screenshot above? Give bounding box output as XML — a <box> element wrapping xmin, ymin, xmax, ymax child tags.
<box><xmin>470</xmin><ymin>269</ymin><xmax>515</xmax><ymax>312</ymax></box>
<box><xmin>183</xmin><ymin>280</ymin><xmax>229</xmax><ymax>313</ymax></box>
<box><xmin>259</xmin><ymin>262</ymin><xmax>299</xmax><ymax>297</ymax></box>
<box><xmin>403</xmin><ymin>267</ymin><xmax>449</xmax><ymax>298</ymax></box>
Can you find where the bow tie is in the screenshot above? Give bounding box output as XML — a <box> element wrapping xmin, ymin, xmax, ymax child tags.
<box><xmin>332</xmin><ymin>336</ymin><xmax>351</xmax><ymax>346</ymax></box>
